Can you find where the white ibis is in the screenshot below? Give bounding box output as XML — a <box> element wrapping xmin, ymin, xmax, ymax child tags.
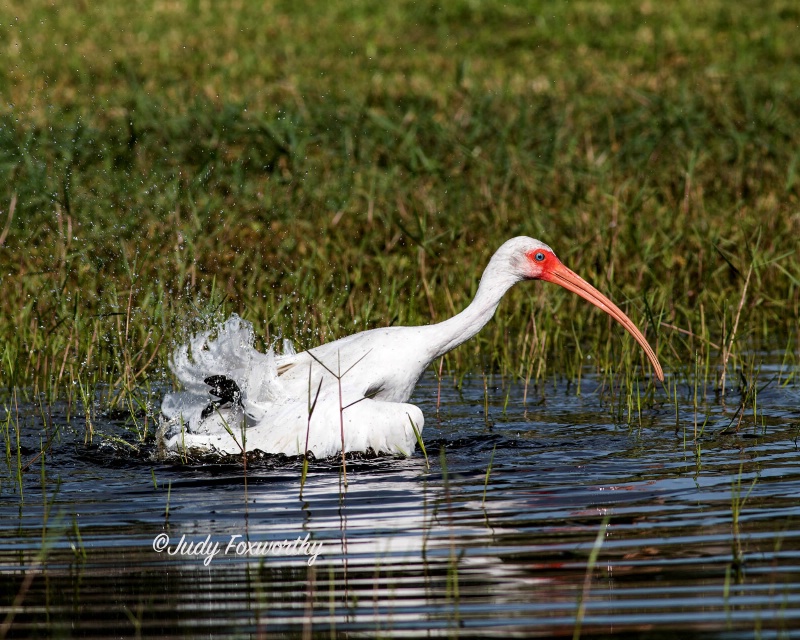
<box><xmin>160</xmin><ymin>237</ymin><xmax>663</xmax><ymax>458</ymax></box>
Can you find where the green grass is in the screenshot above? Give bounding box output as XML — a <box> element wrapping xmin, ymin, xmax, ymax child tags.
<box><xmin>0</xmin><ymin>0</ymin><xmax>798</xmax><ymax>432</ymax></box>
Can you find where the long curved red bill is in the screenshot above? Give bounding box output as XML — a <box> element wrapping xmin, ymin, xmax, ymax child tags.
<box><xmin>541</xmin><ymin>261</ymin><xmax>664</xmax><ymax>381</ymax></box>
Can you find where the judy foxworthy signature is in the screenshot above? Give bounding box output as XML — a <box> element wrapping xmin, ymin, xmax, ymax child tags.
<box><xmin>152</xmin><ymin>533</ymin><xmax>323</xmax><ymax>566</ymax></box>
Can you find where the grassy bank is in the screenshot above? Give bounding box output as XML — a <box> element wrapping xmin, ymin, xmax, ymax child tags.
<box><xmin>0</xmin><ymin>0</ymin><xmax>798</xmax><ymax>425</ymax></box>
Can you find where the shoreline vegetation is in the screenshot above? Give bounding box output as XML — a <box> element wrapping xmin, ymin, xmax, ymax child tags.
<box><xmin>1</xmin><ymin>1</ymin><xmax>798</xmax><ymax>429</ymax></box>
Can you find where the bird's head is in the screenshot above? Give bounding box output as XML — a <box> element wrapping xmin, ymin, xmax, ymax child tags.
<box><xmin>495</xmin><ymin>236</ymin><xmax>664</xmax><ymax>381</ymax></box>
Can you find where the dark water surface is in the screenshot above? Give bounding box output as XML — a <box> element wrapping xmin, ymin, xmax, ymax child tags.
<box><xmin>2</xmin><ymin>363</ymin><xmax>799</xmax><ymax>638</ymax></box>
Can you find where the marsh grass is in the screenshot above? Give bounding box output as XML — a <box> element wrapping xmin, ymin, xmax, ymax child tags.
<box><xmin>437</xmin><ymin>445</ymin><xmax>463</xmax><ymax>632</ymax></box>
<box><xmin>481</xmin><ymin>444</ymin><xmax>496</xmax><ymax>507</ymax></box>
<box><xmin>573</xmin><ymin>515</ymin><xmax>611</xmax><ymax>640</ymax></box>
<box><xmin>730</xmin><ymin>464</ymin><xmax>759</xmax><ymax>582</ymax></box>
<box><xmin>0</xmin><ymin>0</ymin><xmax>798</xmax><ymax>460</ymax></box>
<box><xmin>409</xmin><ymin>416</ymin><xmax>429</xmax><ymax>469</ymax></box>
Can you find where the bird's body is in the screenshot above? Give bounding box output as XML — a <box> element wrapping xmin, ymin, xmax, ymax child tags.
<box><xmin>159</xmin><ymin>237</ymin><xmax>663</xmax><ymax>458</ymax></box>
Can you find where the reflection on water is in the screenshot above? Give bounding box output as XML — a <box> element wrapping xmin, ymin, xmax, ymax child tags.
<box><xmin>2</xmin><ymin>364</ymin><xmax>799</xmax><ymax>638</ymax></box>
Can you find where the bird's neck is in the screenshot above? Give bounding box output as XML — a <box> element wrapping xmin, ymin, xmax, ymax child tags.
<box><xmin>425</xmin><ymin>262</ymin><xmax>521</xmax><ymax>360</ymax></box>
